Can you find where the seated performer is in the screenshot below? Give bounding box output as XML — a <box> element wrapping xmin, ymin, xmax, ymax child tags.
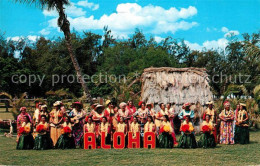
<box><xmin>98</xmin><ymin>117</ymin><xmax>111</xmax><ymax>148</ymax></box>
<box><xmin>158</xmin><ymin>115</ymin><xmax>173</xmax><ymax>148</ymax></box>
<box><xmin>129</xmin><ymin>116</ymin><xmax>140</xmax><ymax>139</ymax></box>
<box><xmin>17</xmin><ymin>107</ymin><xmax>32</xmax><ymax>142</ymax></box>
<box><xmin>116</xmin><ymin>116</ymin><xmax>128</xmax><ymax>147</ymax></box>
<box><xmin>55</xmin><ymin>116</ymin><xmax>75</xmax><ymax>149</ymax></box>
<box><xmin>16</xmin><ymin>115</ymin><xmax>34</xmax><ymax>150</ymax></box>
<box><xmin>82</xmin><ymin>116</ymin><xmax>96</xmax><ymax>148</ymax></box>
<box><xmin>34</xmin><ymin>115</ymin><xmax>53</xmax><ymax>150</ymax></box>
<box><xmin>178</xmin><ymin>115</ymin><xmax>197</xmax><ymax>148</ymax></box>
<box><xmin>198</xmin><ymin>114</ymin><xmax>216</xmax><ymax>148</ymax></box>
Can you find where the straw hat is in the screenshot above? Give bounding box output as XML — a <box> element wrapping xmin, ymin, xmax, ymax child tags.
<box><xmin>105</xmin><ymin>100</ymin><xmax>112</xmax><ymax>106</ymax></box>
<box><xmin>119</xmin><ymin>102</ymin><xmax>127</xmax><ymax>109</ymax></box>
<box><xmin>240</xmin><ymin>103</ymin><xmax>246</xmax><ymax>107</ymax></box>
<box><xmin>206</xmin><ymin>101</ymin><xmax>214</xmax><ymax>105</ymax></box>
<box><xmin>53</xmin><ymin>101</ymin><xmax>63</xmax><ymax>107</ymax></box>
<box><xmin>41</xmin><ymin>105</ymin><xmax>47</xmax><ymax>109</ymax></box>
<box><xmin>95</xmin><ymin>104</ymin><xmax>105</xmax><ymax>110</ymax></box>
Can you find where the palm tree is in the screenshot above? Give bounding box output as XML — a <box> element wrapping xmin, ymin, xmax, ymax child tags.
<box><xmin>14</xmin><ymin>0</ymin><xmax>92</xmax><ymax>102</ymax></box>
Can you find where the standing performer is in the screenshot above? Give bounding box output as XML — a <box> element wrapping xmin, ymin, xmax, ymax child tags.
<box><xmin>118</xmin><ymin>102</ymin><xmax>130</xmax><ymax>128</ymax></box>
<box><xmin>178</xmin><ymin>103</ymin><xmax>195</xmax><ymax>121</ymax></box>
<box><xmin>69</xmin><ymin>101</ymin><xmax>86</xmax><ymax>147</ymax></box>
<box><xmin>16</xmin><ymin>107</ymin><xmax>32</xmax><ymax>142</ymax></box>
<box><xmin>166</xmin><ymin>103</ymin><xmax>178</xmax><ymax>146</ymax></box>
<box><xmin>55</xmin><ymin>116</ymin><xmax>75</xmax><ymax>149</ymax></box>
<box><xmin>219</xmin><ymin>101</ymin><xmax>235</xmax><ymax>145</ymax></box>
<box><xmin>235</xmin><ymin>103</ymin><xmax>249</xmax><ymax>144</ymax></box>
<box><xmin>49</xmin><ymin>101</ymin><xmax>64</xmax><ymax>146</ymax></box>
<box><xmin>198</xmin><ymin>114</ymin><xmax>216</xmax><ymax>148</ymax></box>
<box><xmin>136</xmin><ymin>102</ymin><xmax>148</xmax><ymax>120</ymax></box>
<box><xmin>40</xmin><ymin>105</ymin><xmax>49</xmax><ymax>121</ymax></box>
<box><xmin>202</xmin><ymin>101</ymin><xmax>217</xmax><ymax>143</ymax></box>
<box><xmin>146</xmin><ymin>103</ymin><xmax>155</xmax><ymax>118</ymax></box>
<box><xmin>16</xmin><ymin>115</ymin><xmax>34</xmax><ymax>150</ymax></box>
<box><xmin>33</xmin><ymin>102</ymin><xmax>42</xmax><ymax>126</ymax></box>
<box><xmin>104</xmin><ymin>100</ymin><xmax>114</xmax><ymax>123</ymax></box>
<box><xmin>34</xmin><ymin>115</ymin><xmax>53</xmax><ymax>150</ymax></box>
<box><xmin>155</xmin><ymin>103</ymin><xmax>168</xmax><ymax>130</ymax></box>
<box><xmin>126</xmin><ymin>100</ymin><xmax>136</xmax><ymax>117</ymax></box>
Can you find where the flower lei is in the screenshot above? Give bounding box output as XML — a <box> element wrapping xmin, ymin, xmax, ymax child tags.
<box><xmin>117</xmin><ymin>123</ymin><xmax>125</xmax><ymax>133</ymax></box>
<box><xmin>86</xmin><ymin>123</ymin><xmax>95</xmax><ymax>133</ymax></box>
<box><xmin>101</xmin><ymin>122</ymin><xmax>109</xmax><ymax>136</ymax></box>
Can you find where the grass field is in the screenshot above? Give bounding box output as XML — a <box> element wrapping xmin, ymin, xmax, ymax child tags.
<box><xmin>0</xmin><ymin>131</ymin><xmax>259</xmax><ymax>165</ymax></box>
<box><xmin>0</xmin><ymin>108</ymin><xmax>13</xmax><ymax>120</ymax></box>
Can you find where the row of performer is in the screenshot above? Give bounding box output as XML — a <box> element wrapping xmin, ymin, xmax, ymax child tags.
<box><xmin>16</xmin><ymin>100</ymin><xmax>249</xmax><ymax>150</ymax></box>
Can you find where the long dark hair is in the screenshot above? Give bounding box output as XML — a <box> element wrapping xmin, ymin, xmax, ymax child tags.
<box><xmin>147</xmin><ymin>116</ymin><xmax>154</xmax><ymax>123</ymax></box>
<box><xmin>163</xmin><ymin>115</ymin><xmax>170</xmax><ymax>122</ymax></box>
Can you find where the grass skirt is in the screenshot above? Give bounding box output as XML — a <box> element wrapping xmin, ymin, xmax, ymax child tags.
<box><xmin>158</xmin><ymin>132</ymin><xmax>173</xmax><ymax>148</ymax></box>
<box><xmin>55</xmin><ymin>134</ymin><xmax>76</xmax><ymax>149</ymax></box>
<box><xmin>235</xmin><ymin>126</ymin><xmax>249</xmax><ymax>144</ymax></box>
<box><xmin>178</xmin><ymin>133</ymin><xmax>197</xmax><ymax>149</ymax></box>
<box><xmin>198</xmin><ymin>133</ymin><xmax>216</xmax><ymax>148</ymax></box>
<box><xmin>34</xmin><ymin>134</ymin><xmax>53</xmax><ymax>150</ymax></box>
<box><xmin>16</xmin><ymin>134</ymin><xmax>34</xmax><ymax>150</ymax></box>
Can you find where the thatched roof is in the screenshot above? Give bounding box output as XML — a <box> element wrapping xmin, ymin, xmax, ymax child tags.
<box><xmin>141</xmin><ymin>67</ymin><xmax>213</xmax><ymax>112</ymax></box>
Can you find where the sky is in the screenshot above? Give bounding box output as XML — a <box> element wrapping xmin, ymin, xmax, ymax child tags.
<box><xmin>0</xmin><ymin>0</ymin><xmax>260</xmax><ymax>51</ymax></box>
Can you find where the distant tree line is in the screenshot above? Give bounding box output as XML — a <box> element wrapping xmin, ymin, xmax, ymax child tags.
<box><xmin>0</xmin><ymin>28</ymin><xmax>259</xmax><ymax>100</ymax></box>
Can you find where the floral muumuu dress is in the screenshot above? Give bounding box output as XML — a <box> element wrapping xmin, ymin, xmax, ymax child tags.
<box><xmin>219</xmin><ymin>109</ymin><xmax>235</xmax><ymax>144</ymax></box>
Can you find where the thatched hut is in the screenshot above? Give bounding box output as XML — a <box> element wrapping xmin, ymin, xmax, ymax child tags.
<box><xmin>141</xmin><ymin>67</ymin><xmax>213</xmax><ymax>113</ymax></box>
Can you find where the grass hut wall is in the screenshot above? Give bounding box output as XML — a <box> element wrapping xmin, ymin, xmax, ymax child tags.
<box><xmin>141</xmin><ymin>67</ymin><xmax>213</xmax><ymax>113</ymax></box>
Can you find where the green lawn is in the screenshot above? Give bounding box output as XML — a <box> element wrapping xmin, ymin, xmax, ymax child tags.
<box><xmin>0</xmin><ymin>131</ymin><xmax>260</xmax><ymax>165</ymax></box>
<box><xmin>0</xmin><ymin>108</ymin><xmax>13</xmax><ymax>120</ymax></box>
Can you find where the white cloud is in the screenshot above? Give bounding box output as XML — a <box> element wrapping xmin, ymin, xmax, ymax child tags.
<box><xmin>43</xmin><ymin>3</ymin><xmax>86</xmax><ymax>17</ymax></box>
<box><xmin>77</xmin><ymin>0</ymin><xmax>99</xmax><ymax>10</ymax></box>
<box><xmin>39</xmin><ymin>29</ymin><xmax>50</xmax><ymax>35</ymax></box>
<box><xmin>224</xmin><ymin>30</ymin><xmax>239</xmax><ymax>38</ymax></box>
<box><xmin>185</xmin><ymin>26</ymin><xmax>240</xmax><ymax>51</ymax></box>
<box><xmin>221</xmin><ymin>27</ymin><xmax>229</xmax><ymax>33</ymax></box>
<box><xmin>184</xmin><ymin>38</ymin><xmax>228</xmax><ymax>51</ymax></box>
<box><xmin>154</xmin><ymin>36</ymin><xmax>164</xmax><ymax>43</ymax></box>
<box><xmin>27</xmin><ymin>35</ymin><xmax>39</xmax><ymax>42</ymax></box>
<box><xmin>7</xmin><ymin>35</ymin><xmax>39</xmax><ymax>42</ymax></box>
<box><xmin>221</xmin><ymin>27</ymin><xmax>239</xmax><ymax>38</ymax></box>
<box><xmin>46</xmin><ymin>3</ymin><xmax>198</xmax><ymax>38</ymax></box>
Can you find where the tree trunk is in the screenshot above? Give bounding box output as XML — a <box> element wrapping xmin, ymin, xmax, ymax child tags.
<box><xmin>56</xmin><ymin>3</ymin><xmax>92</xmax><ymax>103</ymax></box>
